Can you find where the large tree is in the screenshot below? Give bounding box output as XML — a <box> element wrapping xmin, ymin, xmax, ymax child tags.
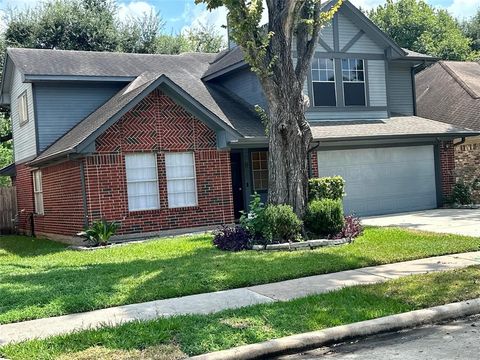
<box><xmin>197</xmin><ymin>0</ymin><xmax>342</xmax><ymax>216</ymax></box>
<box><xmin>462</xmin><ymin>10</ymin><xmax>480</xmax><ymax>52</ymax></box>
<box><xmin>368</xmin><ymin>0</ymin><xmax>477</xmax><ymax>61</ymax></box>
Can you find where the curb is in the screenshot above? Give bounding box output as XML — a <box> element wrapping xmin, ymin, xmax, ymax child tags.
<box><xmin>189</xmin><ymin>298</ymin><xmax>480</xmax><ymax>360</ymax></box>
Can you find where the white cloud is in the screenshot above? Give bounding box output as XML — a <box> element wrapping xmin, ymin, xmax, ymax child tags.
<box><xmin>180</xmin><ymin>3</ymin><xmax>228</xmax><ymax>38</ymax></box>
<box><xmin>446</xmin><ymin>0</ymin><xmax>480</xmax><ymax>20</ymax></box>
<box><xmin>117</xmin><ymin>1</ymin><xmax>156</xmax><ymax>22</ymax></box>
<box><xmin>349</xmin><ymin>0</ymin><xmax>386</xmax><ymax>11</ymax></box>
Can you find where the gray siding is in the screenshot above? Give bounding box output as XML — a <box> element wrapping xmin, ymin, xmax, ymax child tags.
<box><xmin>306</xmin><ymin>110</ymin><xmax>388</xmax><ymax>121</ymax></box>
<box><xmin>319</xmin><ymin>20</ymin><xmax>334</xmax><ymax>50</ymax></box>
<box><xmin>338</xmin><ymin>13</ymin><xmax>384</xmax><ymax>54</ymax></box>
<box><xmin>388</xmin><ymin>63</ymin><xmax>414</xmax><ymax>115</ymax></box>
<box><xmin>34</xmin><ymin>82</ymin><xmax>125</xmax><ymax>151</ymax></box>
<box><xmin>367</xmin><ymin>60</ymin><xmax>387</xmax><ymax>107</ymax></box>
<box><xmin>11</xmin><ymin>68</ymin><xmax>36</xmax><ymax>162</ymax></box>
<box><xmin>219</xmin><ymin>69</ymin><xmax>268</xmax><ymax>109</ymax></box>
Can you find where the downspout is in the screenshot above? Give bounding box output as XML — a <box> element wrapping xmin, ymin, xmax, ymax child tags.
<box><xmin>453</xmin><ymin>137</ymin><xmax>466</xmax><ymax>147</ymax></box>
<box><xmin>78</xmin><ymin>160</ymin><xmax>89</xmax><ymax>228</ymax></box>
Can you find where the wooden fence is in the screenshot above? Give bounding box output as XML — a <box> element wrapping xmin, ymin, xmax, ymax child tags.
<box><xmin>0</xmin><ymin>186</ymin><xmax>17</xmax><ymax>234</ymax></box>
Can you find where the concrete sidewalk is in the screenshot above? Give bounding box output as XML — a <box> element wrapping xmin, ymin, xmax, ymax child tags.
<box><xmin>1</xmin><ymin>251</ymin><xmax>480</xmax><ymax>346</ymax></box>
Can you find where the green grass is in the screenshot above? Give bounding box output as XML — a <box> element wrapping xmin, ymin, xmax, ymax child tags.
<box><xmin>1</xmin><ymin>227</ymin><xmax>479</xmax><ymax>325</ymax></box>
<box><xmin>2</xmin><ymin>266</ymin><xmax>480</xmax><ymax>360</ymax></box>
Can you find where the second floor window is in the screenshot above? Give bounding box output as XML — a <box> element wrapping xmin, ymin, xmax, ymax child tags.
<box><xmin>342</xmin><ymin>59</ymin><xmax>366</xmax><ymax>106</ymax></box>
<box><xmin>18</xmin><ymin>92</ymin><xmax>29</xmax><ymax>126</ymax></box>
<box><xmin>311</xmin><ymin>58</ymin><xmax>336</xmax><ymax>107</ymax></box>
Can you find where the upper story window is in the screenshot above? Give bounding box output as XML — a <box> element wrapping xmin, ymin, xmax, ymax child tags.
<box><xmin>165</xmin><ymin>152</ymin><xmax>198</xmax><ymax>208</ymax></box>
<box><xmin>341</xmin><ymin>59</ymin><xmax>366</xmax><ymax>106</ymax></box>
<box><xmin>251</xmin><ymin>151</ymin><xmax>268</xmax><ymax>191</ymax></box>
<box><xmin>33</xmin><ymin>170</ymin><xmax>44</xmax><ymax>215</ymax></box>
<box><xmin>18</xmin><ymin>91</ymin><xmax>29</xmax><ymax>126</ymax></box>
<box><xmin>125</xmin><ymin>153</ymin><xmax>160</xmax><ymax>211</ymax></box>
<box><xmin>311</xmin><ymin>58</ymin><xmax>336</xmax><ymax>107</ymax></box>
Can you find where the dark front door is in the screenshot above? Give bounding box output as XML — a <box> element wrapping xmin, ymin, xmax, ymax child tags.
<box><xmin>230</xmin><ymin>152</ymin><xmax>245</xmax><ymax>219</ymax></box>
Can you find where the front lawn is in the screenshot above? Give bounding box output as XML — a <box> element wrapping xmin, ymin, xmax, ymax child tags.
<box><xmin>2</xmin><ymin>266</ymin><xmax>480</xmax><ymax>360</ymax></box>
<box><xmin>1</xmin><ymin>227</ymin><xmax>479</xmax><ymax>324</ymax></box>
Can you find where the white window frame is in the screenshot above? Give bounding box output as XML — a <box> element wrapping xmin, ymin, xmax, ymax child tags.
<box><xmin>251</xmin><ymin>151</ymin><xmax>268</xmax><ymax>191</ymax></box>
<box><xmin>311</xmin><ymin>58</ymin><xmax>337</xmax><ymax>107</ymax></box>
<box><xmin>341</xmin><ymin>58</ymin><xmax>367</xmax><ymax>107</ymax></box>
<box><xmin>125</xmin><ymin>153</ymin><xmax>160</xmax><ymax>212</ymax></box>
<box><xmin>18</xmin><ymin>91</ymin><xmax>29</xmax><ymax>126</ymax></box>
<box><xmin>165</xmin><ymin>152</ymin><xmax>198</xmax><ymax>208</ymax></box>
<box><xmin>33</xmin><ymin>170</ymin><xmax>44</xmax><ymax>215</ymax></box>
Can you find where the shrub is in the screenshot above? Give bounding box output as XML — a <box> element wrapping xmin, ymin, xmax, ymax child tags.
<box><xmin>77</xmin><ymin>219</ymin><xmax>120</xmax><ymax>246</ymax></box>
<box><xmin>451</xmin><ymin>182</ymin><xmax>473</xmax><ymax>205</ymax></box>
<box><xmin>304</xmin><ymin>199</ymin><xmax>344</xmax><ymax>237</ymax></box>
<box><xmin>239</xmin><ymin>193</ymin><xmax>266</xmax><ymax>240</ymax></box>
<box><xmin>308</xmin><ymin>176</ymin><xmax>345</xmax><ymax>201</ymax></box>
<box><xmin>212</xmin><ymin>225</ymin><xmax>252</xmax><ymax>251</ymax></box>
<box><xmin>258</xmin><ymin>204</ymin><xmax>303</xmax><ymax>244</ymax></box>
<box><xmin>331</xmin><ymin>215</ymin><xmax>363</xmax><ymax>240</ymax></box>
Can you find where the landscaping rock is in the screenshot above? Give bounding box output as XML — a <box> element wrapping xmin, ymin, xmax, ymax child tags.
<box><xmin>251</xmin><ymin>238</ymin><xmax>350</xmax><ymax>251</ymax></box>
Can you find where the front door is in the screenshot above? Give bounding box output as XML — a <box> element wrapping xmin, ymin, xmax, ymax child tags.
<box><xmin>230</xmin><ymin>152</ymin><xmax>245</xmax><ymax>219</ymax></box>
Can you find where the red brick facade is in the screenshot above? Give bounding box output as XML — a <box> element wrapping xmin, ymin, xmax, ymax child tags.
<box><xmin>454</xmin><ymin>138</ymin><xmax>480</xmax><ymax>202</ymax></box>
<box><xmin>310</xmin><ymin>151</ymin><xmax>319</xmax><ymax>178</ymax></box>
<box><xmin>440</xmin><ymin>140</ymin><xmax>455</xmax><ymax>201</ymax></box>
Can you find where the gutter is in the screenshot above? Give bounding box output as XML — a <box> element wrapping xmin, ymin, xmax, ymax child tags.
<box><xmin>453</xmin><ymin>137</ymin><xmax>466</xmax><ymax>147</ymax></box>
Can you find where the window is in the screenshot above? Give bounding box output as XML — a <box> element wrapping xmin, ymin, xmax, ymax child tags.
<box><xmin>251</xmin><ymin>151</ymin><xmax>268</xmax><ymax>191</ymax></box>
<box><xmin>311</xmin><ymin>58</ymin><xmax>336</xmax><ymax>107</ymax></box>
<box><xmin>18</xmin><ymin>92</ymin><xmax>29</xmax><ymax>126</ymax></box>
<box><xmin>341</xmin><ymin>59</ymin><xmax>366</xmax><ymax>106</ymax></box>
<box><xmin>125</xmin><ymin>153</ymin><xmax>160</xmax><ymax>211</ymax></box>
<box><xmin>165</xmin><ymin>152</ymin><xmax>197</xmax><ymax>208</ymax></box>
<box><xmin>33</xmin><ymin>170</ymin><xmax>44</xmax><ymax>215</ymax></box>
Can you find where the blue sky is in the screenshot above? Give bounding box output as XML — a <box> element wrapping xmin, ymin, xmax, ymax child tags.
<box><xmin>0</xmin><ymin>0</ymin><xmax>478</xmax><ymax>36</ymax></box>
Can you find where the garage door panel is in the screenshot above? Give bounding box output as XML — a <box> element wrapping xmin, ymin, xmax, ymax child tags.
<box><xmin>317</xmin><ymin>146</ymin><xmax>437</xmax><ymax>216</ymax></box>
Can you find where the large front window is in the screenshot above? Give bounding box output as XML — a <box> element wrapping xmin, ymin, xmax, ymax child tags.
<box><xmin>342</xmin><ymin>59</ymin><xmax>366</xmax><ymax>106</ymax></box>
<box><xmin>311</xmin><ymin>58</ymin><xmax>336</xmax><ymax>107</ymax></box>
<box><xmin>165</xmin><ymin>152</ymin><xmax>198</xmax><ymax>208</ymax></box>
<box><xmin>125</xmin><ymin>153</ymin><xmax>160</xmax><ymax>211</ymax></box>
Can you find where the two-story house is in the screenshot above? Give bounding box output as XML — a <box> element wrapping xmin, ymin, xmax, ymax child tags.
<box><xmin>0</xmin><ymin>1</ymin><xmax>476</xmax><ymax>242</ymax></box>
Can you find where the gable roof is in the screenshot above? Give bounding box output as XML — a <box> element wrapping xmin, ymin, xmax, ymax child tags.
<box><xmin>416</xmin><ymin>61</ymin><xmax>480</xmax><ymax>131</ymax></box>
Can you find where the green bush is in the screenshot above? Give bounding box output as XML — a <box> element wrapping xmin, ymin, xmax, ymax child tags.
<box><xmin>451</xmin><ymin>183</ymin><xmax>473</xmax><ymax>205</ymax></box>
<box><xmin>258</xmin><ymin>204</ymin><xmax>303</xmax><ymax>244</ymax></box>
<box><xmin>239</xmin><ymin>193</ymin><xmax>265</xmax><ymax>240</ymax></box>
<box><xmin>304</xmin><ymin>199</ymin><xmax>344</xmax><ymax>237</ymax></box>
<box><xmin>308</xmin><ymin>176</ymin><xmax>345</xmax><ymax>201</ymax></box>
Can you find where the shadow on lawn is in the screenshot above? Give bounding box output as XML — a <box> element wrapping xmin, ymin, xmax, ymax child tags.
<box><xmin>0</xmin><ymin>236</ymin><xmax>66</xmax><ymax>258</ymax></box>
<box><xmin>0</xmin><ymin>244</ymin><xmax>375</xmax><ymax>324</ymax></box>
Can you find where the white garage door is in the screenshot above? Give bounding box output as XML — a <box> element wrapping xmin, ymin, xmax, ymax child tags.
<box><xmin>317</xmin><ymin>145</ymin><xmax>437</xmax><ymax>216</ymax></box>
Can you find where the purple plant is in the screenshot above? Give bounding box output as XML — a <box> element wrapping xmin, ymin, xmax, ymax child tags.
<box><xmin>213</xmin><ymin>225</ymin><xmax>252</xmax><ymax>251</ymax></box>
<box><xmin>330</xmin><ymin>215</ymin><xmax>363</xmax><ymax>240</ymax></box>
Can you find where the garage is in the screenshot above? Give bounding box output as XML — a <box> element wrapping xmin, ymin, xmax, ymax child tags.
<box><xmin>317</xmin><ymin>145</ymin><xmax>437</xmax><ymax>216</ymax></box>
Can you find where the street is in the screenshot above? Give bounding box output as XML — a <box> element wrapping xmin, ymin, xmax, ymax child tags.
<box><xmin>272</xmin><ymin>315</ymin><xmax>480</xmax><ymax>360</ymax></box>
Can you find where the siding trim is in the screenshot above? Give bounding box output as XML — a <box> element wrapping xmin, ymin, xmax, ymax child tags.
<box><xmin>318</xmin><ymin>38</ymin><xmax>334</xmax><ymax>52</ymax></box>
<box><xmin>341</xmin><ymin>30</ymin><xmax>365</xmax><ymax>53</ymax></box>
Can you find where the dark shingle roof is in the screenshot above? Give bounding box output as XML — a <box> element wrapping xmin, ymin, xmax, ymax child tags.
<box><xmin>309</xmin><ymin>115</ymin><xmax>477</xmax><ymax>141</ymax></box>
<box><xmin>416</xmin><ymin>61</ymin><xmax>480</xmax><ymax>131</ymax></box>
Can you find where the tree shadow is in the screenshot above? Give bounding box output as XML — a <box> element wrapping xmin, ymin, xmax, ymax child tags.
<box><xmin>0</xmin><ymin>236</ymin><xmax>66</xmax><ymax>259</ymax></box>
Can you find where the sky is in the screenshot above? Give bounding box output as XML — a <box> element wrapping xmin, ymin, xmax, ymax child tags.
<box><xmin>0</xmin><ymin>0</ymin><xmax>478</xmax><ymax>37</ymax></box>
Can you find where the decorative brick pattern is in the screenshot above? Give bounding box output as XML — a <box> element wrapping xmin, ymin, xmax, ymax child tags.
<box><xmin>16</xmin><ymin>161</ymin><xmax>85</xmax><ymax>236</ymax></box>
<box><xmin>454</xmin><ymin>139</ymin><xmax>480</xmax><ymax>202</ymax></box>
<box><xmin>440</xmin><ymin>140</ymin><xmax>455</xmax><ymax>201</ymax></box>
<box><xmin>88</xmin><ymin>89</ymin><xmax>233</xmax><ymax>236</ymax></box>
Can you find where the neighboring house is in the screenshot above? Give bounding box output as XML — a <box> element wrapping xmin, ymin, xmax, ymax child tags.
<box><xmin>0</xmin><ymin>1</ymin><xmax>477</xmax><ymax>242</ymax></box>
<box><xmin>416</xmin><ymin>61</ymin><xmax>480</xmax><ymax>201</ymax></box>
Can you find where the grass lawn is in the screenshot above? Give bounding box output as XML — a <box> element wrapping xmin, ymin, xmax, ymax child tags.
<box><xmin>2</xmin><ymin>266</ymin><xmax>480</xmax><ymax>360</ymax></box>
<box><xmin>1</xmin><ymin>227</ymin><xmax>479</xmax><ymax>325</ymax></box>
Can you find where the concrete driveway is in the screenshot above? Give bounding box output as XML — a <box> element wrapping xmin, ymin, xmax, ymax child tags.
<box><xmin>362</xmin><ymin>209</ymin><xmax>480</xmax><ymax>237</ymax></box>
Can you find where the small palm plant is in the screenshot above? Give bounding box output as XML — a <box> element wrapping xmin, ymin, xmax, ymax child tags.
<box><xmin>78</xmin><ymin>219</ymin><xmax>120</xmax><ymax>246</ymax></box>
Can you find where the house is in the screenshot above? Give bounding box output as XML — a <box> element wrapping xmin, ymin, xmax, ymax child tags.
<box><xmin>0</xmin><ymin>1</ymin><xmax>477</xmax><ymax>242</ymax></box>
<box><xmin>416</xmin><ymin>61</ymin><xmax>480</xmax><ymax>201</ymax></box>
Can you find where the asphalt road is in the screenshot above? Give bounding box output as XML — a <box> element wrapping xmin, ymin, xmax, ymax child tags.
<box><xmin>272</xmin><ymin>315</ymin><xmax>480</xmax><ymax>360</ymax></box>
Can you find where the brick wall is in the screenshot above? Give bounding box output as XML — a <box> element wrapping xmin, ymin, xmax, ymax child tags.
<box><xmin>85</xmin><ymin>89</ymin><xmax>234</xmax><ymax>235</ymax></box>
<box><xmin>310</xmin><ymin>151</ymin><xmax>319</xmax><ymax>178</ymax></box>
<box><xmin>440</xmin><ymin>140</ymin><xmax>455</xmax><ymax>201</ymax></box>
<box><xmin>454</xmin><ymin>138</ymin><xmax>480</xmax><ymax>202</ymax></box>
<box><xmin>16</xmin><ymin>161</ymin><xmax>85</xmax><ymax>236</ymax></box>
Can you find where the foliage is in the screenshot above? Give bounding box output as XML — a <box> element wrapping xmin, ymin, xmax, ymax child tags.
<box><xmin>330</xmin><ymin>215</ymin><xmax>363</xmax><ymax>240</ymax></box>
<box><xmin>308</xmin><ymin>176</ymin><xmax>345</xmax><ymax>201</ymax></box>
<box><xmin>0</xmin><ymin>113</ymin><xmax>12</xmax><ymax>187</ymax></box>
<box><xmin>184</xmin><ymin>24</ymin><xmax>225</xmax><ymax>53</ymax></box>
<box><xmin>239</xmin><ymin>193</ymin><xmax>266</xmax><ymax>240</ymax></box>
<box><xmin>77</xmin><ymin>219</ymin><xmax>119</xmax><ymax>246</ymax></box>
<box><xmin>304</xmin><ymin>198</ymin><xmax>344</xmax><ymax>236</ymax></box>
<box><xmin>368</xmin><ymin>0</ymin><xmax>479</xmax><ymax>60</ymax></box>
<box><xmin>462</xmin><ymin>10</ymin><xmax>480</xmax><ymax>53</ymax></box>
<box><xmin>2</xmin><ymin>266</ymin><xmax>480</xmax><ymax>359</ymax></box>
<box><xmin>1</xmin><ymin>228</ymin><xmax>480</xmax><ymax>324</ymax></box>
<box><xmin>212</xmin><ymin>225</ymin><xmax>252</xmax><ymax>251</ymax></box>
<box><xmin>258</xmin><ymin>204</ymin><xmax>303</xmax><ymax>244</ymax></box>
<box><xmin>451</xmin><ymin>182</ymin><xmax>473</xmax><ymax>205</ymax></box>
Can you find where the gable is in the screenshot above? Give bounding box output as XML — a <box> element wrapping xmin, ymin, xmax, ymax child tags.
<box><xmin>337</xmin><ymin>11</ymin><xmax>385</xmax><ymax>54</ymax></box>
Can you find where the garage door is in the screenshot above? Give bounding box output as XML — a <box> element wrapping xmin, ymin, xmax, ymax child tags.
<box><xmin>317</xmin><ymin>145</ymin><xmax>437</xmax><ymax>216</ymax></box>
